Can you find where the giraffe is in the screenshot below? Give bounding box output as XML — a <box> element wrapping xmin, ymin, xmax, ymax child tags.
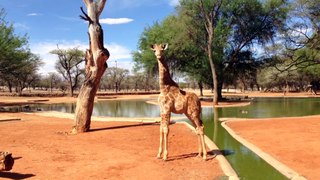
<box><xmin>150</xmin><ymin>43</ymin><xmax>207</xmax><ymax>161</ymax></box>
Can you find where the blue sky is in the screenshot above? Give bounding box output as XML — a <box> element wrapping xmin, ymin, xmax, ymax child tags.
<box><xmin>0</xmin><ymin>0</ymin><xmax>179</xmax><ymax>75</ymax></box>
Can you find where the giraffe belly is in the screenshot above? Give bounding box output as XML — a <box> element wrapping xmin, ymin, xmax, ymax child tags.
<box><xmin>172</xmin><ymin>98</ymin><xmax>185</xmax><ymax>114</ymax></box>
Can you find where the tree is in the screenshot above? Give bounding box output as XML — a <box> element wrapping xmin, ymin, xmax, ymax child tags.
<box><xmin>0</xmin><ymin>8</ymin><xmax>42</xmax><ymax>94</ymax></box>
<box><xmin>130</xmin><ymin>72</ymin><xmax>147</xmax><ymax>91</ymax></box>
<box><xmin>105</xmin><ymin>67</ymin><xmax>129</xmax><ymax>93</ymax></box>
<box><xmin>134</xmin><ymin>0</ymin><xmax>287</xmax><ymax>102</ymax></box>
<box><xmin>179</xmin><ymin>0</ymin><xmax>287</xmax><ymax>104</ymax></box>
<box><xmin>72</xmin><ymin>0</ymin><xmax>110</xmax><ymax>133</ymax></box>
<box><xmin>256</xmin><ymin>0</ymin><xmax>319</xmax><ymax>92</ymax></box>
<box><xmin>51</xmin><ymin>47</ymin><xmax>85</xmax><ymax>97</ymax></box>
<box><xmin>14</xmin><ymin>52</ymin><xmax>41</xmax><ymax>95</ymax></box>
<box><xmin>180</xmin><ymin>0</ymin><xmax>223</xmax><ymax>105</ymax></box>
<box><xmin>273</xmin><ymin>0</ymin><xmax>319</xmax><ymax>71</ymax></box>
<box><xmin>133</xmin><ymin>16</ymin><xmax>210</xmax><ymax>96</ymax></box>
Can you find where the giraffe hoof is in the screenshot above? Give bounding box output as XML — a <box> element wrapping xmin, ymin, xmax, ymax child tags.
<box><xmin>163</xmin><ymin>154</ymin><xmax>168</xmax><ymax>161</ymax></box>
<box><xmin>203</xmin><ymin>156</ymin><xmax>207</xmax><ymax>161</ymax></box>
<box><xmin>157</xmin><ymin>154</ymin><xmax>162</xmax><ymax>159</ymax></box>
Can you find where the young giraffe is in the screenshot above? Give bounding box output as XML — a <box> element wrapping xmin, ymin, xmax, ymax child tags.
<box><xmin>151</xmin><ymin>43</ymin><xmax>207</xmax><ymax>160</ymax></box>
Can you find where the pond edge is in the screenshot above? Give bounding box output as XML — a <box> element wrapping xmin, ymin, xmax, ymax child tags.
<box><xmin>176</xmin><ymin>121</ymin><xmax>239</xmax><ymax>180</ymax></box>
<box><xmin>221</xmin><ymin>118</ymin><xmax>307</xmax><ymax>180</ymax></box>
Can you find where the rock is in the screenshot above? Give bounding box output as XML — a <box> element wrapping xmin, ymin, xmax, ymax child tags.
<box><xmin>0</xmin><ymin>152</ymin><xmax>14</xmax><ymax>171</ymax></box>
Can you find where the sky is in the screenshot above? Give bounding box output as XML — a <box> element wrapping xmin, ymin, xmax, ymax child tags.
<box><xmin>0</xmin><ymin>0</ymin><xmax>179</xmax><ymax>75</ymax></box>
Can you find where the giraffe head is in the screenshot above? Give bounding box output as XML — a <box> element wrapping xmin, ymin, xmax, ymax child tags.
<box><xmin>150</xmin><ymin>43</ymin><xmax>168</xmax><ymax>59</ymax></box>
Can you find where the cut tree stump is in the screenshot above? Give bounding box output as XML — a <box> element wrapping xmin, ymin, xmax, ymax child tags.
<box><xmin>0</xmin><ymin>152</ymin><xmax>14</xmax><ymax>171</ymax></box>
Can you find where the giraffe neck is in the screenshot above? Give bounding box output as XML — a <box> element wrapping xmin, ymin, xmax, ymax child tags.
<box><xmin>157</xmin><ymin>57</ymin><xmax>178</xmax><ymax>93</ymax></box>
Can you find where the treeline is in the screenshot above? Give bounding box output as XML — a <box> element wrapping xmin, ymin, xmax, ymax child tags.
<box><xmin>0</xmin><ymin>9</ymin><xmax>41</xmax><ymax>95</ymax></box>
<box><xmin>1</xmin><ymin>0</ymin><xmax>319</xmax><ymax>99</ymax></box>
<box><xmin>133</xmin><ymin>0</ymin><xmax>319</xmax><ymax>100</ymax></box>
<box><xmin>0</xmin><ymin>8</ymin><xmax>161</xmax><ymax>96</ymax></box>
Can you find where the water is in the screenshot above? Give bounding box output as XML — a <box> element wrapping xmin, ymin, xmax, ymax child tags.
<box><xmin>202</xmin><ymin>108</ymin><xmax>287</xmax><ymax>180</ymax></box>
<box><xmin>5</xmin><ymin>97</ymin><xmax>320</xmax><ymax>179</ymax></box>
<box><xmin>201</xmin><ymin>97</ymin><xmax>320</xmax><ymax>179</ymax></box>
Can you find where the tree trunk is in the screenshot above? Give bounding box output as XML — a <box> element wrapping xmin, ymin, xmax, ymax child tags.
<box><xmin>206</xmin><ymin>26</ymin><xmax>219</xmax><ymax>105</ymax></box>
<box><xmin>69</xmin><ymin>78</ymin><xmax>74</xmax><ymax>97</ymax></box>
<box><xmin>72</xmin><ymin>0</ymin><xmax>109</xmax><ymax>133</ymax></box>
<box><xmin>198</xmin><ymin>81</ymin><xmax>203</xmax><ymax>96</ymax></box>
<box><xmin>199</xmin><ymin>0</ymin><xmax>220</xmax><ymax>105</ymax></box>
<box><xmin>7</xmin><ymin>81</ymin><xmax>12</xmax><ymax>93</ymax></box>
<box><xmin>208</xmin><ymin>51</ymin><xmax>219</xmax><ymax>105</ymax></box>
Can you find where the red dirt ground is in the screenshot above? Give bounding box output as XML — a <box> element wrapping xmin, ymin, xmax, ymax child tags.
<box><xmin>1</xmin><ymin>92</ymin><xmax>320</xmax><ymax>179</ymax></box>
<box><xmin>0</xmin><ymin>113</ymin><xmax>224</xmax><ymax>179</ymax></box>
<box><xmin>226</xmin><ymin>115</ymin><xmax>320</xmax><ymax>180</ymax></box>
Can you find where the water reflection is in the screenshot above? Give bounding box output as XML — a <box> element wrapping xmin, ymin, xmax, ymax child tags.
<box><xmin>92</xmin><ymin>100</ymin><xmax>160</xmax><ymax>117</ymax></box>
<box><xmin>1</xmin><ymin>103</ymin><xmax>77</xmax><ymax>113</ymax></box>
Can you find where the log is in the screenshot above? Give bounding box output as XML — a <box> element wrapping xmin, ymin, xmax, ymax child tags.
<box><xmin>0</xmin><ymin>152</ymin><xmax>14</xmax><ymax>171</ymax></box>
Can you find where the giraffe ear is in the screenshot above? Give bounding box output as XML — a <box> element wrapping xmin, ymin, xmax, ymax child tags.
<box><xmin>162</xmin><ymin>43</ymin><xmax>168</xmax><ymax>50</ymax></box>
<box><xmin>150</xmin><ymin>44</ymin><xmax>155</xmax><ymax>51</ymax></box>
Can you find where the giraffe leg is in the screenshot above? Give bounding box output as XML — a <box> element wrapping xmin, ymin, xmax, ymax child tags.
<box><xmin>163</xmin><ymin>123</ymin><xmax>169</xmax><ymax>160</ymax></box>
<box><xmin>159</xmin><ymin>114</ymin><xmax>170</xmax><ymax>161</ymax></box>
<box><xmin>196</xmin><ymin>128</ymin><xmax>203</xmax><ymax>157</ymax></box>
<box><xmin>197</xmin><ymin>125</ymin><xmax>207</xmax><ymax>160</ymax></box>
<box><xmin>188</xmin><ymin>112</ymin><xmax>207</xmax><ymax>160</ymax></box>
<box><xmin>157</xmin><ymin>124</ymin><xmax>163</xmax><ymax>159</ymax></box>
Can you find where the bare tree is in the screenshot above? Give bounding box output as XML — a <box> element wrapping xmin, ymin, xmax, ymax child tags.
<box><xmin>72</xmin><ymin>0</ymin><xmax>110</xmax><ymax>133</ymax></box>
<box><xmin>106</xmin><ymin>67</ymin><xmax>129</xmax><ymax>93</ymax></box>
<box><xmin>51</xmin><ymin>47</ymin><xmax>85</xmax><ymax>97</ymax></box>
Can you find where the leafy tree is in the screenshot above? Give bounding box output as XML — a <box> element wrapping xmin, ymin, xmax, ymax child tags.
<box><xmin>272</xmin><ymin>0</ymin><xmax>319</xmax><ymax>70</ymax></box>
<box><xmin>0</xmin><ymin>8</ymin><xmax>42</xmax><ymax>94</ymax></box>
<box><xmin>50</xmin><ymin>47</ymin><xmax>85</xmax><ymax>97</ymax></box>
<box><xmin>134</xmin><ymin>0</ymin><xmax>287</xmax><ymax>103</ymax></box>
<box><xmin>14</xmin><ymin>52</ymin><xmax>41</xmax><ymax>94</ymax></box>
<box><xmin>133</xmin><ymin>15</ymin><xmax>211</xmax><ymax>96</ymax></box>
<box><xmin>181</xmin><ymin>0</ymin><xmax>287</xmax><ymax>103</ymax></box>
<box><xmin>257</xmin><ymin>0</ymin><xmax>319</xmax><ymax>93</ymax></box>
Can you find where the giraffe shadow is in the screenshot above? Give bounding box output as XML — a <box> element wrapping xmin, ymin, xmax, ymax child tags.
<box><xmin>166</xmin><ymin>150</ymin><xmax>218</xmax><ymax>161</ymax></box>
<box><xmin>0</xmin><ymin>172</ymin><xmax>35</xmax><ymax>179</ymax></box>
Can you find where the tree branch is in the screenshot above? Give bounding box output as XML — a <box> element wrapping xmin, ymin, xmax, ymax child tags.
<box><xmin>97</xmin><ymin>0</ymin><xmax>107</xmax><ymax>17</ymax></box>
<box><xmin>80</xmin><ymin>6</ymin><xmax>93</xmax><ymax>24</ymax></box>
<box><xmin>82</xmin><ymin>0</ymin><xmax>93</xmax><ymax>8</ymax></box>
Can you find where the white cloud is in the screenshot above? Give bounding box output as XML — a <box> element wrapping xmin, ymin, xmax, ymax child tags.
<box><xmin>106</xmin><ymin>43</ymin><xmax>132</xmax><ymax>60</ymax></box>
<box><xmin>100</xmin><ymin>18</ymin><xmax>134</xmax><ymax>25</ymax></box>
<box><xmin>30</xmin><ymin>40</ymin><xmax>133</xmax><ymax>75</ymax></box>
<box><xmin>27</xmin><ymin>13</ymin><xmax>41</xmax><ymax>16</ymax></box>
<box><xmin>168</xmin><ymin>0</ymin><xmax>179</xmax><ymax>6</ymax></box>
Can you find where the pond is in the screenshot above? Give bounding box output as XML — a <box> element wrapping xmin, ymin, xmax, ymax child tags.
<box><xmin>5</xmin><ymin>97</ymin><xmax>320</xmax><ymax>179</ymax></box>
<box><xmin>202</xmin><ymin>97</ymin><xmax>320</xmax><ymax>179</ymax></box>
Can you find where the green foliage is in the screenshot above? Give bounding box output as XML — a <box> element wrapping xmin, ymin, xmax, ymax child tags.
<box><xmin>0</xmin><ymin>8</ymin><xmax>42</xmax><ymax>94</ymax></box>
<box><xmin>134</xmin><ymin>0</ymin><xmax>289</xmax><ymax>95</ymax></box>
